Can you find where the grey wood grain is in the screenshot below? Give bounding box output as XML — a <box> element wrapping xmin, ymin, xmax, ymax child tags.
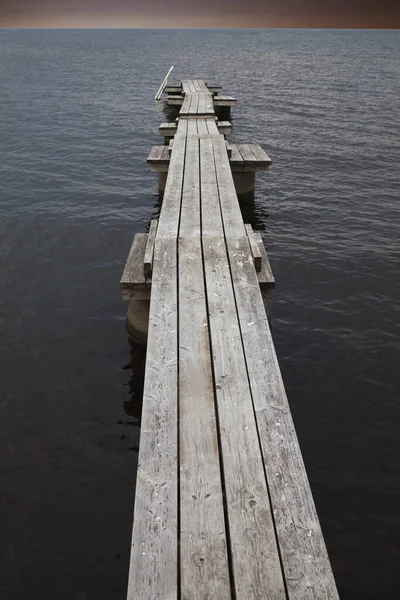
<box><xmin>248</xmin><ymin>143</ymin><xmax>272</xmax><ymax>165</ymax></box>
<box><xmin>202</xmin><ymin>238</ymin><xmax>287</xmax><ymax>600</ymax></box>
<box><xmin>213</xmin><ymin>135</ymin><xmax>340</xmax><ymax>598</ymax></box>
<box><xmin>200</xmin><ymin>136</ymin><xmax>286</xmax><ymax>599</ymax></box>
<box><xmin>212</xmin><ymin>137</ymin><xmax>246</xmax><ymax>237</ymax></box>
<box><xmin>147</xmin><ymin>145</ymin><xmax>165</xmax><ymax>163</ymax></box>
<box><xmin>245</xmin><ymin>224</ymin><xmax>262</xmax><ymax>271</ymax></box>
<box><xmin>176</xmin><ymin>119</ymin><xmax>188</xmax><ymax>136</ymax></box>
<box><xmin>253</xmin><ymin>231</ymin><xmax>275</xmax><ymax>289</ymax></box>
<box><xmin>189</xmin><ymin>92</ymin><xmax>199</xmax><ymax>114</ymax></box>
<box><xmin>222</xmin><ymin>235</ymin><xmax>340</xmax><ymax>600</ymax></box>
<box><xmin>143</xmin><ymin>219</ymin><xmax>158</xmax><ymax>277</ymax></box>
<box><xmin>187</xmin><ymin>119</ymin><xmax>198</xmax><ymax>135</ymax></box>
<box><xmin>179</xmin><ymin>239</ymin><xmax>231</xmax><ymax>600</ymax></box>
<box><xmin>120</xmin><ymin>233</ymin><xmax>149</xmax><ymax>291</ymax></box>
<box><xmin>127</xmin><ymin>236</ymin><xmax>179</xmax><ymax>600</ymax></box>
<box><xmin>206</xmin><ymin>119</ymin><xmax>219</xmax><ymax>135</ymax></box>
<box><xmin>196</xmin><ymin>119</ymin><xmax>208</xmax><ymax>135</ymax></box>
<box><xmin>157</xmin><ymin>134</ymin><xmax>186</xmax><ymax>238</ymax></box>
<box><xmin>238</xmin><ymin>144</ymin><xmax>258</xmax><ymax>162</ymax></box>
<box><xmin>178</xmin><ymin>133</ymin><xmax>231</xmax><ymax>598</ymax></box>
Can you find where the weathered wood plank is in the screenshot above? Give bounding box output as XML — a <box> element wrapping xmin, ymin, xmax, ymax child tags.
<box><xmin>212</xmin><ymin>137</ymin><xmax>246</xmax><ymax>237</ymax></box>
<box><xmin>127</xmin><ymin>236</ymin><xmax>178</xmax><ymax>600</ymax></box>
<box><xmin>206</xmin><ymin>119</ymin><xmax>219</xmax><ymax>135</ymax></box>
<box><xmin>200</xmin><ymin>136</ymin><xmax>286</xmax><ymax>599</ymax></box>
<box><xmin>164</xmin><ymin>85</ymin><xmax>182</xmax><ymax>94</ymax></box>
<box><xmin>202</xmin><ymin>239</ymin><xmax>287</xmax><ymax>600</ymax></box>
<box><xmin>187</xmin><ymin>119</ymin><xmax>198</xmax><ymax>135</ymax></box>
<box><xmin>147</xmin><ymin>145</ymin><xmax>165</xmax><ymax>163</ymax></box>
<box><xmin>221</xmin><ymin>235</ymin><xmax>340</xmax><ymax>600</ymax></box>
<box><xmin>120</xmin><ymin>233</ymin><xmax>149</xmax><ymax>292</ymax></box>
<box><xmin>189</xmin><ymin>93</ymin><xmax>199</xmax><ymax>114</ymax></box>
<box><xmin>248</xmin><ymin>143</ymin><xmax>272</xmax><ymax>164</ymax></box>
<box><xmin>238</xmin><ymin>144</ymin><xmax>258</xmax><ymax>162</ymax></box>
<box><xmin>214</xmin><ymin>95</ymin><xmax>236</xmax><ymax>106</ymax></box>
<box><xmin>179</xmin><ymin>135</ymin><xmax>231</xmax><ymax>596</ymax></box>
<box><xmin>195</xmin><ymin>119</ymin><xmax>208</xmax><ymax>135</ymax></box>
<box><xmin>157</xmin><ymin>134</ymin><xmax>186</xmax><ymax>238</ymax></box>
<box><xmin>197</xmin><ymin>92</ymin><xmax>206</xmax><ymax>114</ymax></box>
<box><xmin>245</xmin><ymin>223</ymin><xmax>262</xmax><ymax>272</ymax></box>
<box><xmin>254</xmin><ymin>232</ymin><xmax>275</xmax><ymax>289</ymax></box>
<box><xmin>212</xmin><ymin>136</ymin><xmax>339</xmax><ymax>598</ymax></box>
<box><xmin>179</xmin><ymin>236</ymin><xmax>231</xmax><ymax>599</ymax></box>
<box><xmin>143</xmin><ymin>219</ymin><xmax>158</xmax><ymax>277</ymax></box>
<box><xmin>176</xmin><ymin>119</ymin><xmax>188</xmax><ymax>136</ymax></box>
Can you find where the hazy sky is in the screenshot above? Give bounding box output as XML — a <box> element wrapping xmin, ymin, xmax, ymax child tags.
<box><xmin>1</xmin><ymin>0</ymin><xmax>399</xmax><ymax>28</ymax></box>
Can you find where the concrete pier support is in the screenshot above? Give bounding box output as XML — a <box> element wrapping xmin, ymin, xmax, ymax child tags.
<box><xmin>232</xmin><ymin>171</ymin><xmax>256</xmax><ymax>199</ymax></box>
<box><xmin>158</xmin><ymin>172</ymin><xmax>168</xmax><ymax>196</ymax></box>
<box><xmin>126</xmin><ymin>299</ymin><xmax>149</xmax><ymax>346</ymax></box>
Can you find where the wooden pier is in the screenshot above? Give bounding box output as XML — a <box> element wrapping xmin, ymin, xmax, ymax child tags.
<box><xmin>121</xmin><ymin>80</ymin><xmax>339</xmax><ymax>599</ymax></box>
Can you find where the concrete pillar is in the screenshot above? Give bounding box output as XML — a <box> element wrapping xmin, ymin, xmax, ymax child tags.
<box><xmin>232</xmin><ymin>171</ymin><xmax>256</xmax><ymax>200</ymax></box>
<box><xmin>158</xmin><ymin>172</ymin><xmax>168</xmax><ymax>197</ymax></box>
<box><xmin>126</xmin><ymin>299</ymin><xmax>150</xmax><ymax>346</ymax></box>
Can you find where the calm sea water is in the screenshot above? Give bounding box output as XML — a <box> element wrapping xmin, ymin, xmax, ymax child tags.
<box><xmin>0</xmin><ymin>28</ymin><xmax>399</xmax><ymax>600</ymax></box>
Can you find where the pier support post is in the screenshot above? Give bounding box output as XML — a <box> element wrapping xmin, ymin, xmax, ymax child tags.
<box><xmin>232</xmin><ymin>171</ymin><xmax>256</xmax><ymax>199</ymax></box>
<box><xmin>126</xmin><ymin>299</ymin><xmax>149</xmax><ymax>345</ymax></box>
<box><xmin>158</xmin><ymin>172</ymin><xmax>168</xmax><ymax>196</ymax></box>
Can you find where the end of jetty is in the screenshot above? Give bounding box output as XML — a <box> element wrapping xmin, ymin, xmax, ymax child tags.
<box><xmin>120</xmin><ymin>79</ymin><xmax>339</xmax><ymax>600</ymax></box>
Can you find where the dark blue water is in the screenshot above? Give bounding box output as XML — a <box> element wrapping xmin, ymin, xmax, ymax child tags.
<box><xmin>1</xmin><ymin>28</ymin><xmax>399</xmax><ymax>600</ymax></box>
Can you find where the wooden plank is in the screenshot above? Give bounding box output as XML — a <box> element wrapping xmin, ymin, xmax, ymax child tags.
<box><xmin>178</xmin><ymin>237</ymin><xmax>231</xmax><ymax>600</ymax></box>
<box><xmin>200</xmin><ymin>136</ymin><xmax>286</xmax><ymax>599</ymax></box>
<box><xmin>120</xmin><ymin>233</ymin><xmax>148</xmax><ymax>292</ymax></box>
<box><xmin>157</xmin><ymin>134</ymin><xmax>186</xmax><ymax>238</ymax></box>
<box><xmin>212</xmin><ymin>137</ymin><xmax>246</xmax><ymax>238</ymax></box>
<box><xmin>202</xmin><ymin>237</ymin><xmax>286</xmax><ymax>600</ymax></box>
<box><xmin>214</xmin><ymin>95</ymin><xmax>236</xmax><ymax>105</ymax></box>
<box><xmin>179</xmin><ymin>135</ymin><xmax>231</xmax><ymax>598</ymax></box>
<box><xmin>197</xmin><ymin>92</ymin><xmax>206</xmax><ymax>114</ymax></box>
<box><xmin>189</xmin><ymin>92</ymin><xmax>199</xmax><ymax>114</ymax></box>
<box><xmin>164</xmin><ymin>85</ymin><xmax>182</xmax><ymax>94</ymax></box>
<box><xmin>245</xmin><ymin>223</ymin><xmax>262</xmax><ymax>272</ymax></box>
<box><xmin>196</xmin><ymin>119</ymin><xmax>208</xmax><ymax>136</ymax></box>
<box><xmin>187</xmin><ymin>119</ymin><xmax>198</xmax><ymax>135</ymax></box>
<box><xmin>229</xmin><ymin>144</ymin><xmax>243</xmax><ymax>165</ymax></box>
<box><xmin>205</xmin><ymin>93</ymin><xmax>215</xmax><ymax>114</ymax></box>
<box><xmin>206</xmin><ymin>119</ymin><xmax>219</xmax><ymax>135</ymax></box>
<box><xmin>211</xmin><ymin>134</ymin><xmax>340</xmax><ymax>599</ymax></box>
<box><xmin>176</xmin><ymin>119</ymin><xmax>188</xmax><ymax>136</ymax></box>
<box><xmin>248</xmin><ymin>143</ymin><xmax>272</xmax><ymax>165</ymax></box>
<box><xmin>127</xmin><ymin>236</ymin><xmax>179</xmax><ymax>600</ymax></box>
<box><xmin>198</xmin><ymin>80</ymin><xmax>209</xmax><ymax>93</ymax></box>
<box><xmin>143</xmin><ymin>219</ymin><xmax>158</xmax><ymax>277</ymax></box>
<box><xmin>221</xmin><ymin>235</ymin><xmax>340</xmax><ymax>600</ymax></box>
<box><xmin>238</xmin><ymin>144</ymin><xmax>258</xmax><ymax>162</ymax></box>
<box><xmin>147</xmin><ymin>145</ymin><xmax>165</xmax><ymax>163</ymax></box>
<box><xmin>217</xmin><ymin>121</ymin><xmax>232</xmax><ymax>135</ymax></box>
<box><xmin>181</xmin><ymin>80</ymin><xmax>191</xmax><ymax>94</ymax></box>
<box><xmin>254</xmin><ymin>232</ymin><xmax>275</xmax><ymax>289</ymax></box>
<box><xmin>192</xmin><ymin>80</ymin><xmax>203</xmax><ymax>92</ymax></box>
<box><xmin>168</xmin><ymin>96</ymin><xmax>184</xmax><ymax>106</ymax></box>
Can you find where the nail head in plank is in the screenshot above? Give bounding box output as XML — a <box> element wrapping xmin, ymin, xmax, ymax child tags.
<box><xmin>143</xmin><ymin>220</ymin><xmax>158</xmax><ymax>277</ymax></box>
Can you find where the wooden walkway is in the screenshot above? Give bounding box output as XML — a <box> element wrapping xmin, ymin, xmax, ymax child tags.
<box><xmin>121</xmin><ymin>80</ymin><xmax>339</xmax><ymax>600</ymax></box>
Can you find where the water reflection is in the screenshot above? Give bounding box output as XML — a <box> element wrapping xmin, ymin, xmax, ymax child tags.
<box><xmin>121</xmin><ymin>340</ymin><xmax>146</xmax><ymax>425</ymax></box>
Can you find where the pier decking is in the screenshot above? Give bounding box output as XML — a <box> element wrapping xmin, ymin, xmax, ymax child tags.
<box><xmin>121</xmin><ymin>80</ymin><xmax>339</xmax><ymax>599</ymax></box>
